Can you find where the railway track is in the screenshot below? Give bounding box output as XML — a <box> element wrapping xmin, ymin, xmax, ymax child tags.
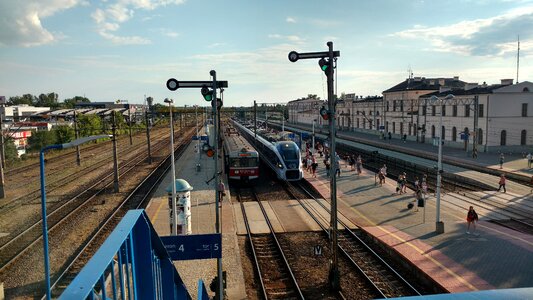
<box><xmin>283</xmin><ymin>181</ymin><xmax>424</xmax><ymax>298</ymax></box>
<box><xmin>0</xmin><ymin>128</ymin><xmax>169</xmax><ymax>214</ymax></box>
<box><xmin>0</xmin><ymin>128</ymin><xmax>192</xmax><ymax>276</ymax></box>
<box><xmin>48</xmin><ymin>131</ymin><xmax>193</xmax><ymax>297</ymax></box>
<box><xmin>237</xmin><ymin>187</ymin><xmax>304</xmax><ymax>300</ymax></box>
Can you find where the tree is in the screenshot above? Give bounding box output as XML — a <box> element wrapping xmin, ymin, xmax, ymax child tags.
<box><xmin>55</xmin><ymin>125</ymin><xmax>75</xmax><ymax>144</ymax></box>
<box><xmin>63</xmin><ymin>96</ymin><xmax>90</xmax><ymax>108</ymax></box>
<box><xmin>8</xmin><ymin>94</ymin><xmax>35</xmax><ymax>106</ymax></box>
<box><xmin>36</xmin><ymin>93</ymin><xmax>60</xmax><ymax>108</ymax></box>
<box><xmin>77</xmin><ymin>114</ymin><xmax>103</xmax><ymax>136</ymax></box>
<box><xmin>27</xmin><ymin>130</ymin><xmax>57</xmax><ymax>152</ymax></box>
<box><xmin>4</xmin><ymin>138</ymin><xmax>18</xmax><ymax>163</ymax></box>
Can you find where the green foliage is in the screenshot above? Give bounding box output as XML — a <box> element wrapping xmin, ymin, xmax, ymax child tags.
<box><xmin>27</xmin><ymin>130</ymin><xmax>57</xmax><ymax>152</ymax></box>
<box><xmin>36</xmin><ymin>93</ymin><xmax>60</xmax><ymax>108</ymax></box>
<box><xmin>77</xmin><ymin>114</ymin><xmax>103</xmax><ymax>136</ymax></box>
<box><xmin>63</xmin><ymin>96</ymin><xmax>91</xmax><ymax>108</ymax></box>
<box><xmin>55</xmin><ymin>125</ymin><xmax>75</xmax><ymax>144</ymax></box>
<box><xmin>9</xmin><ymin>94</ymin><xmax>35</xmax><ymax>105</ymax></box>
<box><xmin>4</xmin><ymin>138</ymin><xmax>18</xmax><ymax>163</ymax></box>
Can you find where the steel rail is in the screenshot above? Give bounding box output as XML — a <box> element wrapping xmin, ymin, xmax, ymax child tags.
<box><xmin>286</xmin><ymin>181</ymin><xmax>422</xmax><ymax>298</ymax></box>
<box><xmin>48</xmin><ymin>132</ymin><xmax>193</xmax><ymax>297</ymax></box>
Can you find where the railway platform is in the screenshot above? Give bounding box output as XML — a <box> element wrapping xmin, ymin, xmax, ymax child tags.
<box><xmin>274</xmin><ymin>121</ymin><xmax>533</xmax><ymax>181</ymax></box>
<box><xmin>304</xmin><ymin>161</ymin><xmax>533</xmax><ymax>292</ymax></box>
<box><xmin>145</xmin><ymin>137</ymin><xmax>247</xmax><ymax>300</ymax></box>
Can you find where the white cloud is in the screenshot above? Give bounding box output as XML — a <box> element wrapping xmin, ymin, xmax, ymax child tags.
<box><xmin>286</xmin><ymin>17</ymin><xmax>296</xmax><ymax>23</ymax></box>
<box><xmin>92</xmin><ymin>0</ymin><xmax>185</xmax><ymax>45</ymax></box>
<box><xmin>0</xmin><ymin>0</ymin><xmax>82</xmax><ymax>47</ymax></box>
<box><xmin>268</xmin><ymin>34</ymin><xmax>304</xmax><ymax>43</ymax></box>
<box><xmin>392</xmin><ymin>6</ymin><xmax>533</xmax><ymax>56</ymax></box>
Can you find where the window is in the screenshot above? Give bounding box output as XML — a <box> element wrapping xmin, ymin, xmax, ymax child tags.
<box><xmin>521</xmin><ymin>130</ymin><xmax>527</xmax><ymax>145</ymax></box>
<box><xmin>386</xmin><ymin>101</ymin><xmax>390</xmax><ymax>111</ymax></box>
<box><xmin>500</xmin><ymin>130</ymin><xmax>507</xmax><ymax>146</ymax></box>
<box><xmin>393</xmin><ymin>100</ymin><xmax>397</xmax><ymax>111</ymax></box>
<box><xmin>452</xmin><ymin>105</ymin><xmax>457</xmax><ymax>117</ymax></box>
<box><xmin>478</xmin><ymin>104</ymin><xmax>484</xmax><ymax>118</ymax></box>
<box><xmin>422</xmin><ymin>105</ymin><xmax>427</xmax><ymax>116</ymax></box>
<box><xmin>431</xmin><ymin>125</ymin><xmax>435</xmax><ymax>138</ymax></box>
<box><xmin>393</xmin><ymin>122</ymin><xmax>396</xmax><ymax>133</ymax></box>
<box><xmin>441</xmin><ymin>105</ymin><xmax>446</xmax><ymax>117</ymax></box>
<box><xmin>441</xmin><ymin>126</ymin><xmax>445</xmax><ymax>140</ymax></box>
<box><xmin>522</xmin><ymin>103</ymin><xmax>528</xmax><ymax>117</ymax></box>
<box><xmin>477</xmin><ymin>128</ymin><xmax>483</xmax><ymax>145</ymax></box>
<box><xmin>432</xmin><ymin>105</ymin><xmax>436</xmax><ymax>116</ymax></box>
<box><xmin>357</xmin><ymin>118</ymin><xmax>359</xmax><ymax>128</ymax></box>
<box><xmin>465</xmin><ymin>104</ymin><xmax>470</xmax><ymax>117</ymax></box>
<box><xmin>363</xmin><ymin>118</ymin><xmax>366</xmax><ymax>129</ymax></box>
<box><xmin>452</xmin><ymin>127</ymin><xmax>457</xmax><ymax>141</ymax></box>
<box><xmin>400</xmin><ymin>100</ymin><xmax>404</xmax><ymax>112</ymax></box>
<box><xmin>400</xmin><ymin>122</ymin><xmax>403</xmax><ymax>135</ymax></box>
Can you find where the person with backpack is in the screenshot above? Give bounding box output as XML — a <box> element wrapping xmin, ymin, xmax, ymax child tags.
<box><xmin>466</xmin><ymin>206</ymin><xmax>479</xmax><ymax>234</ymax></box>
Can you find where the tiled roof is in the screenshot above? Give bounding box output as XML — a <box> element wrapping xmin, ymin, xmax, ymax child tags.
<box><xmin>418</xmin><ymin>85</ymin><xmax>505</xmax><ymax>98</ymax></box>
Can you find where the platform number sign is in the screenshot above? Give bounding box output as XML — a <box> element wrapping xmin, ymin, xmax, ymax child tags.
<box><xmin>161</xmin><ymin>233</ymin><xmax>222</xmax><ymax>261</ymax></box>
<box><xmin>314</xmin><ymin>245</ymin><xmax>322</xmax><ymax>256</ymax></box>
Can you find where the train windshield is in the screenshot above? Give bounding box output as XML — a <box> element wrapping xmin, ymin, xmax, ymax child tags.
<box><xmin>230</xmin><ymin>157</ymin><xmax>258</xmax><ymax>167</ymax></box>
<box><xmin>278</xmin><ymin>142</ymin><xmax>299</xmax><ymax>164</ymax></box>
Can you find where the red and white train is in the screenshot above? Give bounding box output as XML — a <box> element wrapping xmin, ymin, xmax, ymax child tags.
<box><xmin>223</xmin><ymin>123</ymin><xmax>259</xmax><ymax>182</ymax></box>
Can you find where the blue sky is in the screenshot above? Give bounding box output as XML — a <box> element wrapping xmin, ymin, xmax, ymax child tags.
<box><xmin>0</xmin><ymin>0</ymin><xmax>532</xmax><ymax>107</ymax></box>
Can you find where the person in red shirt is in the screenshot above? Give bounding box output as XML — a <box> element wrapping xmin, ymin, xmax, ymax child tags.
<box><xmin>497</xmin><ymin>174</ymin><xmax>506</xmax><ymax>193</ymax></box>
<box><xmin>466</xmin><ymin>206</ymin><xmax>479</xmax><ymax>234</ymax></box>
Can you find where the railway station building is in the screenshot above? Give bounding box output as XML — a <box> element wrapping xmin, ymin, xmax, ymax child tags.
<box><xmin>287</xmin><ymin>77</ymin><xmax>533</xmax><ymax>151</ymax></box>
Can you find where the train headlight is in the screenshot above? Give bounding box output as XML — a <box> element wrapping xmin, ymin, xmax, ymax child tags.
<box><xmin>278</xmin><ymin>163</ymin><xmax>283</xmax><ymax>168</ymax></box>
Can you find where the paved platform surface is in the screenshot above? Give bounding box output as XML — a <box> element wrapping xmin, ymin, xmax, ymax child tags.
<box><xmin>145</xmin><ymin>138</ymin><xmax>247</xmax><ymax>300</ymax></box>
<box><xmin>305</xmin><ymin>161</ymin><xmax>533</xmax><ymax>292</ymax></box>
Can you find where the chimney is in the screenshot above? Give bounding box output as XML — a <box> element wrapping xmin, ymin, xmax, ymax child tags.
<box><xmin>500</xmin><ymin>79</ymin><xmax>514</xmax><ymax>86</ymax></box>
<box><xmin>465</xmin><ymin>82</ymin><xmax>479</xmax><ymax>90</ymax></box>
<box><xmin>438</xmin><ymin>78</ymin><xmax>445</xmax><ymax>85</ymax></box>
<box><xmin>429</xmin><ymin>80</ymin><xmax>435</xmax><ymax>85</ymax></box>
<box><xmin>453</xmin><ymin>76</ymin><xmax>459</xmax><ymax>80</ymax></box>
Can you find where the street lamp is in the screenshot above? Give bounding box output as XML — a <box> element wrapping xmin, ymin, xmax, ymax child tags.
<box><xmin>312</xmin><ymin>119</ymin><xmax>316</xmax><ymax>155</ymax></box>
<box><xmin>429</xmin><ymin>94</ymin><xmax>454</xmax><ymax>234</ymax></box>
<box><xmin>164</xmin><ymin>98</ymin><xmax>178</xmax><ymax>236</ymax></box>
<box><xmin>40</xmin><ymin>134</ymin><xmax>112</xmax><ymax>300</ymax></box>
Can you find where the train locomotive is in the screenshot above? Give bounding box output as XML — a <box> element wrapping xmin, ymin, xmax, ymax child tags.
<box><xmin>223</xmin><ymin>123</ymin><xmax>259</xmax><ymax>182</ymax></box>
<box><xmin>232</xmin><ymin>120</ymin><xmax>303</xmax><ymax>181</ymax></box>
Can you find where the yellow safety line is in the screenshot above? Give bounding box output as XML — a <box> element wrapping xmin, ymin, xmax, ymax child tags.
<box><xmin>150</xmin><ymin>198</ymin><xmax>166</xmax><ymax>223</ymax></box>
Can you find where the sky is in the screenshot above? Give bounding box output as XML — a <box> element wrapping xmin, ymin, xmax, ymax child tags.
<box><xmin>0</xmin><ymin>0</ymin><xmax>532</xmax><ymax>107</ymax></box>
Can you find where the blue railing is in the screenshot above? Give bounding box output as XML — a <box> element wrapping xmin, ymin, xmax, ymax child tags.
<box><xmin>60</xmin><ymin>210</ymin><xmax>191</xmax><ymax>300</ymax></box>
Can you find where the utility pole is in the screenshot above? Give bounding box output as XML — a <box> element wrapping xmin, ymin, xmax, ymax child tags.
<box><xmin>254</xmin><ymin>100</ymin><xmax>257</xmax><ymax>140</ymax></box>
<box><xmin>74</xmin><ymin>110</ymin><xmax>81</xmax><ymax>166</ymax></box>
<box><xmin>112</xmin><ymin>112</ymin><xmax>119</xmax><ymax>193</ymax></box>
<box><xmin>145</xmin><ymin>110</ymin><xmax>152</xmax><ymax>164</ymax></box>
<box><xmin>0</xmin><ymin>115</ymin><xmax>5</xmax><ymax>167</ymax></box>
<box><xmin>288</xmin><ymin>41</ymin><xmax>341</xmax><ymax>291</ymax></box>
<box><xmin>473</xmin><ymin>95</ymin><xmax>478</xmax><ymax>157</ymax></box>
<box><xmin>165</xmin><ymin>74</ymin><xmax>229</xmax><ymax>300</ymax></box>
<box><xmin>128</xmin><ymin>105</ymin><xmax>133</xmax><ymax>145</ymax></box>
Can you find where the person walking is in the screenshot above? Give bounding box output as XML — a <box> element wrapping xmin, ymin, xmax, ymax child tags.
<box><xmin>497</xmin><ymin>174</ymin><xmax>507</xmax><ymax>193</ymax></box>
<box><xmin>499</xmin><ymin>153</ymin><xmax>505</xmax><ymax>169</ymax></box>
<box><xmin>466</xmin><ymin>206</ymin><xmax>479</xmax><ymax>234</ymax></box>
<box><xmin>401</xmin><ymin>172</ymin><xmax>408</xmax><ymax>194</ymax></box>
<box><xmin>311</xmin><ymin>156</ymin><xmax>318</xmax><ymax>178</ymax></box>
<box><xmin>472</xmin><ymin>148</ymin><xmax>478</xmax><ymax>159</ymax></box>
<box><xmin>324</xmin><ymin>159</ymin><xmax>330</xmax><ymax>177</ymax></box>
<box><xmin>414</xmin><ymin>189</ymin><xmax>424</xmax><ymax>212</ymax></box>
<box><xmin>527</xmin><ymin>152</ymin><xmax>532</xmax><ymax>169</ymax></box>
<box><xmin>356</xmin><ymin>155</ymin><xmax>363</xmax><ymax>175</ymax></box>
<box><xmin>335</xmin><ymin>154</ymin><xmax>341</xmax><ymax>178</ymax></box>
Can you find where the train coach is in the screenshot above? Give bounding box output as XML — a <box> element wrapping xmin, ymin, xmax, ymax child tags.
<box><xmin>223</xmin><ymin>124</ymin><xmax>259</xmax><ymax>182</ymax></box>
<box><xmin>232</xmin><ymin>119</ymin><xmax>303</xmax><ymax>181</ymax></box>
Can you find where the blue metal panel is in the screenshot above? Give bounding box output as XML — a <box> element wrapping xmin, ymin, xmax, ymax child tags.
<box><xmin>197</xmin><ymin>279</ymin><xmax>210</xmax><ymax>300</ymax></box>
<box><xmin>59</xmin><ymin>210</ymin><xmax>191</xmax><ymax>300</ymax></box>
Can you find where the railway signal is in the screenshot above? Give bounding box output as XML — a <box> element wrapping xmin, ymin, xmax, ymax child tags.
<box><xmin>288</xmin><ymin>42</ymin><xmax>341</xmax><ymax>291</ymax></box>
<box><xmin>201</xmin><ymin>85</ymin><xmax>214</xmax><ymax>101</ymax></box>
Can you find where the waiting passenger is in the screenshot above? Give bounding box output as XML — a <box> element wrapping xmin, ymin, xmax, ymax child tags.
<box><xmin>497</xmin><ymin>174</ymin><xmax>506</xmax><ymax>193</ymax></box>
<box><xmin>466</xmin><ymin>206</ymin><xmax>479</xmax><ymax>234</ymax></box>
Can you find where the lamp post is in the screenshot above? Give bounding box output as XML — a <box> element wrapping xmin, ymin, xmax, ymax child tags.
<box><xmin>164</xmin><ymin>98</ymin><xmax>178</xmax><ymax>236</ymax></box>
<box><xmin>429</xmin><ymin>94</ymin><xmax>454</xmax><ymax>234</ymax></box>
<box><xmin>40</xmin><ymin>134</ymin><xmax>112</xmax><ymax>300</ymax></box>
<box><xmin>312</xmin><ymin>119</ymin><xmax>316</xmax><ymax>155</ymax></box>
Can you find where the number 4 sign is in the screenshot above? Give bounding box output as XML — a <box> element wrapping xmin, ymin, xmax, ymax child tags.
<box><xmin>161</xmin><ymin>233</ymin><xmax>222</xmax><ymax>261</ymax></box>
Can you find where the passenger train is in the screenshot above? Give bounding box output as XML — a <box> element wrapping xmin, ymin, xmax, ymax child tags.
<box><xmin>223</xmin><ymin>122</ymin><xmax>260</xmax><ymax>182</ymax></box>
<box><xmin>232</xmin><ymin>119</ymin><xmax>303</xmax><ymax>181</ymax></box>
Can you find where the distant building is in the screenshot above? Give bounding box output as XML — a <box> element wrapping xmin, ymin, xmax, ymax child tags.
<box><xmin>0</xmin><ymin>105</ymin><xmax>50</xmax><ymax>122</ymax></box>
<box><xmin>287</xmin><ymin>96</ymin><xmax>325</xmax><ymax>127</ymax></box>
